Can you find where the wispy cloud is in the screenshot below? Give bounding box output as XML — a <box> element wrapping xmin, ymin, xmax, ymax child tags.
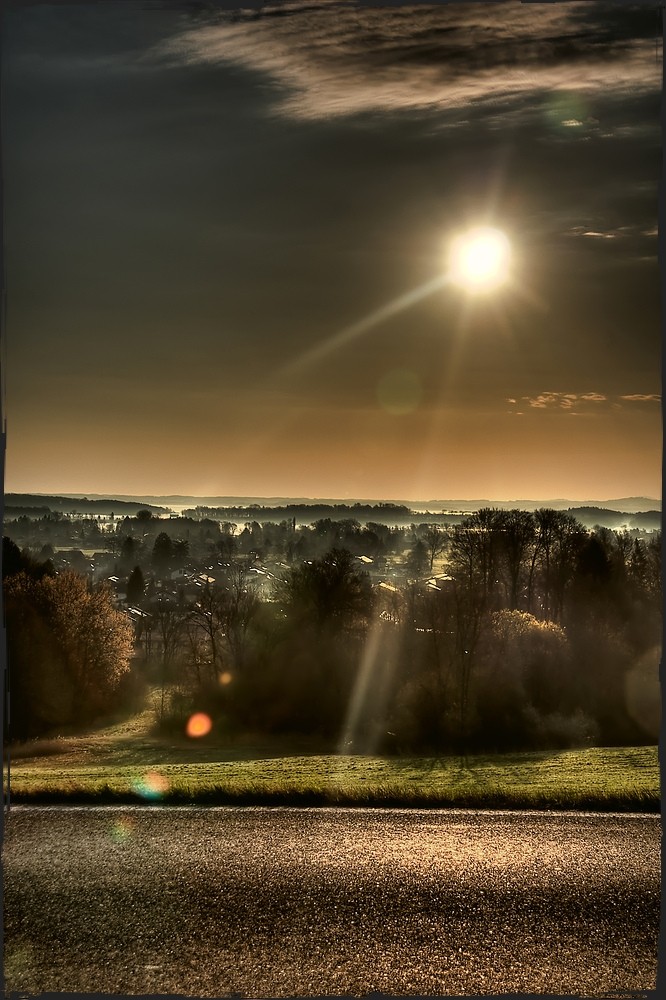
<box><xmin>567</xmin><ymin>226</ymin><xmax>622</xmax><ymax>240</ymax></box>
<box><xmin>508</xmin><ymin>391</ymin><xmax>659</xmax><ymax>414</ymax></box>
<box><xmin>564</xmin><ymin>223</ymin><xmax>657</xmax><ymax>260</ymax></box>
<box><xmin>579</xmin><ymin>392</ymin><xmax>608</xmax><ymax>403</ymax></box>
<box><xmin>620</xmin><ymin>393</ymin><xmax>661</xmax><ymax>403</ymax></box>
<box><xmin>522</xmin><ymin>392</ymin><xmax>606</xmax><ymax>410</ymax></box>
<box><xmin>155</xmin><ymin>2</ymin><xmax>660</xmax><ymax>121</ymax></box>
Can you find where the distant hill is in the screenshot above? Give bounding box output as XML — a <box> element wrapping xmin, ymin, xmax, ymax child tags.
<box><xmin>566</xmin><ymin>507</ymin><xmax>661</xmax><ymax>531</ymax></box>
<box><xmin>419</xmin><ymin>497</ymin><xmax>661</xmax><ymax>514</ymax></box>
<box><xmin>42</xmin><ymin>493</ymin><xmax>661</xmax><ymax>513</ymax></box>
<box><xmin>4</xmin><ymin>494</ymin><xmax>168</xmax><ymax>516</ymax></box>
<box><xmin>4</xmin><ymin>492</ymin><xmax>660</xmax><ymax>526</ymax></box>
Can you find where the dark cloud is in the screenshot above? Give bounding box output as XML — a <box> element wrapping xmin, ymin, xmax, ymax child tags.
<box><xmin>158</xmin><ymin>2</ymin><xmax>659</xmax><ymax>120</ymax></box>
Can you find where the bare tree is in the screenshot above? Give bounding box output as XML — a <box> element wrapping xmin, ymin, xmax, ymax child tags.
<box><xmin>150</xmin><ymin>597</ymin><xmax>189</xmax><ymax>718</ymax></box>
<box><xmin>188</xmin><ymin>582</ymin><xmax>226</xmax><ymax>681</ymax></box>
<box><xmin>497</xmin><ymin>509</ymin><xmax>536</xmax><ymax>610</ymax></box>
<box><xmin>448</xmin><ymin>508</ymin><xmax>503</xmax><ymax>608</ymax></box>
<box><xmin>218</xmin><ymin>562</ymin><xmax>261</xmax><ymax>672</ymax></box>
<box><xmin>421</xmin><ymin>524</ymin><xmax>449</xmax><ymax>573</ymax></box>
<box><xmin>529</xmin><ymin>509</ymin><xmax>586</xmax><ymax>621</ymax></box>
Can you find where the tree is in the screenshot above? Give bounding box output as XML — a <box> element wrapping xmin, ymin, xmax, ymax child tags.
<box><xmin>119</xmin><ymin>535</ymin><xmax>141</xmax><ymax>572</ymax></box>
<box><xmin>448</xmin><ymin>508</ymin><xmax>503</xmax><ymax>609</ymax></box>
<box><xmin>444</xmin><ymin>511</ymin><xmax>512</xmax><ymax>751</ymax></box>
<box><xmin>276</xmin><ymin>548</ymin><xmax>373</xmax><ymax>633</ymax></box>
<box><xmin>38</xmin><ymin>542</ymin><xmax>56</xmax><ymax>563</ymax></box>
<box><xmin>475</xmin><ymin>610</ymin><xmax>581</xmax><ymax>750</ymax></box>
<box><xmin>450</xmin><ymin>578</ymin><xmax>486</xmax><ymax>755</ymax></box>
<box><xmin>105</xmin><ymin>527</ymin><xmax>120</xmax><ymax>558</ymax></box>
<box><xmin>408</xmin><ymin>584</ymin><xmax>459</xmax><ymax>748</ymax></box>
<box><xmin>188</xmin><ymin>582</ymin><xmax>226</xmax><ymax>680</ymax></box>
<box><xmin>266</xmin><ymin>549</ymin><xmax>374</xmax><ymax>736</ymax></box>
<box><xmin>496</xmin><ymin>509</ymin><xmax>535</xmax><ymax>610</ymax></box>
<box><xmin>421</xmin><ymin>524</ymin><xmax>449</xmax><ymax>573</ymax></box>
<box><xmin>4</xmin><ymin>570</ymin><xmax>134</xmax><ymax>737</ymax></box>
<box><xmin>218</xmin><ymin>562</ymin><xmax>262</xmax><ymax>672</ymax></box>
<box><xmin>2</xmin><ymin>537</ymin><xmax>54</xmax><ymax>580</ymax></box>
<box><xmin>126</xmin><ymin>566</ymin><xmax>145</xmax><ymax>605</ymax></box>
<box><xmin>4</xmin><ymin>574</ymin><xmax>72</xmax><ymax>737</ymax></box>
<box><xmin>62</xmin><ymin>549</ymin><xmax>89</xmax><ymax>575</ymax></box>
<box><xmin>216</xmin><ymin>523</ymin><xmax>238</xmax><ymax>562</ymax></box>
<box><xmin>529</xmin><ymin>509</ymin><xmax>586</xmax><ymax>621</ymax></box>
<box><xmin>172</xmin><ymin>538</ymin><xmax>189</xmax><ymax>569</ymax></box>
<box><xmin>149</xmin><ymin>596</ymin><xmax>189</xmax><ymax>718</ymax></box>
<box><xmin>612</xmin><ymin>529</ymin><xmax>634</xmax><ymax>580</ymax></box>
<box><xmin>42</xmin><ymin>572</ymin><xmax>134</xmax><ymax>715</ymax></box>
<box><xmin>2</xmin><ymin>536</ymin><xmax>24</xmax><ymax>578</ymax></box>
<box><xmin>568</xmin><ymin>533</ymin><xmax>614</xmax><ymax>629</ymax></box>
<box><xmin>404</xmin><ymin>538</ymin><xmax>429</xmax><ymax>581</ymax></box>
<box><xmin>152</xmin><ymin>532</ymin><xmax>174</xmax><ymax>576</ymax></box>
<box><xmin>629</xmin><ymin>533</ymin><xmax>662</xmax><ymax>610</ymax></box>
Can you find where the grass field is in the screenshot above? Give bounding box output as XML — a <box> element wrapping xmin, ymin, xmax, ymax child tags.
<box><xmin>5</xmin><ymin>708</ymin><xmax>660</xmax><ymax>811</ymax></box>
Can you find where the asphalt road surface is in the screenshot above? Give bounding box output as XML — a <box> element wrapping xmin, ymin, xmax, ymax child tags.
<box><xmin>3</xmin><ymin>807</ymin><xmax>660</xmax><ymax>997</ymax></box>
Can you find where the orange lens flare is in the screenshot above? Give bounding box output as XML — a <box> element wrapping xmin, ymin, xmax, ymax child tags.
<box><xmin>186</xmin><ymin>712</ymin><xmax>213</xmax><ymax>738</ymax></box>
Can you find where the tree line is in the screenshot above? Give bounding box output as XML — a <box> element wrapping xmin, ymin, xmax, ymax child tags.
<box><xmin>2</xmin><ymin>507</ymin><xmax>661</xmax><ymax>751</ymax></box>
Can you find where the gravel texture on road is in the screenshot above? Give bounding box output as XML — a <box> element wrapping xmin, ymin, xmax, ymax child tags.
<box><xmin>3</xmin><ymin>806</ymin><xmax>660</xmax><ymax>997</ymax></box>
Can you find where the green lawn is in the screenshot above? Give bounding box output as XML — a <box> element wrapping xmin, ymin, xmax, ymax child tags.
<box><xmin>5</xmin><ymin>744</ymin><xmax>659</xmax><ymax>811</ymax></box>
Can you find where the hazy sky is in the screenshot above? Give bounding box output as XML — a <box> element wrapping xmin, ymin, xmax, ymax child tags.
<box><xmin>3</xmin><ymin>0</ymin><xmax>662</xmax><ymax>502</ymax></box>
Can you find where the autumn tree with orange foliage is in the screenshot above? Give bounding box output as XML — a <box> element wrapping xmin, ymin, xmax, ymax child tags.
<box><xmin>4</xmin><ymin>570</ymin><xmax>134</xmax><ymax>738</ymax></box>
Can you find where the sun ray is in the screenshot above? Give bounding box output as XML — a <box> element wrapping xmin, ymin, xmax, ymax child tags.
<box><xmin>276</xmin><ymin>272</ymin><xmax>452</xmax><ymax>379</ymax></box>
<box><xmin>255</xmin><ymin>224</ymin><xmax>537</xmax><ymax>488</ymax></box>
<box><xmin>337</xmin><ymin>621</ymin><xmax>399</xmax><ymax>756</ymax></box>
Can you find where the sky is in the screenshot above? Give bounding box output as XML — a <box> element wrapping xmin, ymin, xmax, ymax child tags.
<box><xmin>2</xmin><ymin>0</ymin><xmax>662</xmax><ymax>503</ymax></box>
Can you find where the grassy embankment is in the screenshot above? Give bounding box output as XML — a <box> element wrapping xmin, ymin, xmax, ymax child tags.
<box><xmin>4</xmin><ymin>703</ymin><xmax>659</xmax><ymax>810</ymax></box>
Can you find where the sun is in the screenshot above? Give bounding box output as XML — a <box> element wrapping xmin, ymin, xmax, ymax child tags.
<box><xmin>448</xmin><ymin>226</ymin><xmax>511</xmax><ymax>292</ymax></box>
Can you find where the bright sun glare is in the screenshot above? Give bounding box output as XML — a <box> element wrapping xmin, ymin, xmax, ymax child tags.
<box><xmin>449</xmin><ymin>226</ymin><xmax>511</xmax><ymax>292</ymax></box>
<box><xmin>280</xmin><ymin>224</ymin><xmax>515</xmax><ymax>378</ymax></box>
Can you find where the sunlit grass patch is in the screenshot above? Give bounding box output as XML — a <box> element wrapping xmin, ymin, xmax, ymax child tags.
<box><xmin>7</xmin><ymin>745</ymin><xmax>659</xmax><ymax>811</ymax></box>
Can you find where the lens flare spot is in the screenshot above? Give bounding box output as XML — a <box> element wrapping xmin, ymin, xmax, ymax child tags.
<box><xmin>377</xmin><ymin>369</ymin><xmax>423</xmax><ymax>415</ymax></box>
<box><xmin>187</xmin><ymin>712</ymin><xmax>213</xmax><ymax>738</ymax></box>
<box><xmin>110</xmin><ymin>817</ymin><xmax>135</xmax><ymax>843</ymax></box>
<box><xmin>219</xmin><ymin>671</ymin><xmax>233</xmax><ymax>686</ymax></box>
<box><xmin>131</xmin><ymin>770</ymin><xmax>170</xmax><ymax>801</ymax></box>
<box><xmin>544</xmin><ymin>91</ymin><xmax>588</xmax><ymax>130</ymax></box>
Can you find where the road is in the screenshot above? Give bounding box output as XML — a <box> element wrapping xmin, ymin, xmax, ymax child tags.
<box><xmin>3</xmin><ymin>806</ymin><xmax>660</xmax><ymax>997</ymax></box>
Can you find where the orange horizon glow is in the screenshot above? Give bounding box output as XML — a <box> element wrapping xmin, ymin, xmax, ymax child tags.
<box><xmin>5</xmin><ymin>406</ymin><xmax>661</xmax><ymax>505</ymax></box>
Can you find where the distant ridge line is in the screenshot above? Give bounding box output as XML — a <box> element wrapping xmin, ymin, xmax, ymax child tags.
<box><xmin>6</xmin><ymin>492</ymin><xmax>661</xmax><ymax>514</ymax></box>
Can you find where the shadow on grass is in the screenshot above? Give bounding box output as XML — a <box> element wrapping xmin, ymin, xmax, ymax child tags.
<box><xmin>6</xmin><ymin>732</ymin><xmax>341</xmax><ymax>766</ymax></box>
